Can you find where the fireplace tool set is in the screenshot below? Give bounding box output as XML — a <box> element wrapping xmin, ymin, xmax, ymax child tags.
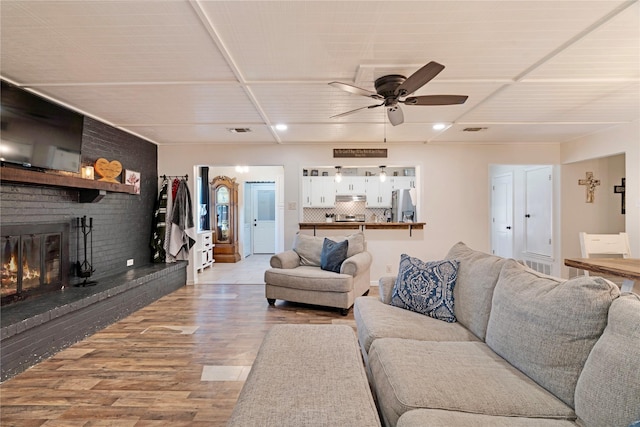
<box><xmin>75</xmin><ymin>216</ymin><xmax>96</xmax><ymax>287</ymax></box>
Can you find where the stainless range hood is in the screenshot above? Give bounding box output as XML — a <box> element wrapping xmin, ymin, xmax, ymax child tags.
<box><xmin>335</xmin><ymin>194</ymin><xmax>366</xmax><ymax>202</ymax></box>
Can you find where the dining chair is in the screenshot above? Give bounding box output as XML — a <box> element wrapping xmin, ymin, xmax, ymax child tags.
<box><xmin>579</xmin><ymin>232</ymin><xmax>633</xmax><ymax>291</ymax></box>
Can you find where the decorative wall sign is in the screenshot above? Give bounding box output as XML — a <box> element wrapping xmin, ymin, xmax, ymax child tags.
<box><xmin>124</xmin><ymin>170</ymin><xmax>141</xmax><ymax>194</ymax></box>
<box><xmin>614</xmin><ymin>178</ymin><xmax>625</xmax><ymax>214</ymax></box>
<box><xmin>333</xmin><ymin>148</ymin><xmax>387</xmax><ymax>158</ymax></box>
<box><xmin>578</xmin><ymin>171</ymin><xmax>600</xmax><ymax>203</ymax></box>
<box><xmin>94</xmin><ymin>158</ymin><xmax>123</xmax><ymax>183</ymax></box>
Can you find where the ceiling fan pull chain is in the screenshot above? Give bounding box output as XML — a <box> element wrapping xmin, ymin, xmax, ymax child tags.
<box><xmin>384</xmin><ymin>110</ymin><xmax>388</xmax><ymax>143</ymax></box>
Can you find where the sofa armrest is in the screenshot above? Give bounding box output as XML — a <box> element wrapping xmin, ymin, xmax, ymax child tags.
<box><xmin>340</xmin><ymin>251</ymin><xmax>372</xmax><ymax>277</ymax></box>
<box><xmin>378</xmin><ymin>275</ymin><xmax>397</xmax><ymax>304</ymax></box>
<box><xmin>270</xmin><ymin>250</ymin><xmax>301</xmax><ymax>269</ymax></box>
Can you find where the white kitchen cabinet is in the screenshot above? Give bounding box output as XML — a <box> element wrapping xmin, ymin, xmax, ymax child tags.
<box><xmin>365</xmin><ymin>178</ymin><xmax>392</xmax><ymax>208</ymax></box>
<box><xmin>391</xmin><ymin>176</ymin><xmax>416</xmax><ymax>190</ymax></box>
<box><xmin>302</xmin><ymin>177</ymin><xmax>336</xmax><ymax>207</ymax></box>
<box><xmin>336</xmin><ymin>176</ymin><xmax>366</xmax><ymax>195</ymax></box>
<box><xmin>302</xmin><ymin>177</ymin><xmax>312</xmax><ymax>207</ymax></box>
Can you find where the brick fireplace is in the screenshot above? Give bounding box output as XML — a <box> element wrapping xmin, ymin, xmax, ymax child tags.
<box><xmin>0</xmin><ymin>116</ymin><xmax>188</xmax><ymax>381</ymax></box>
<box><xmin>1</xmin><ymin>222</ymin><xmax>70</xmax><ymax>306</ymax></box>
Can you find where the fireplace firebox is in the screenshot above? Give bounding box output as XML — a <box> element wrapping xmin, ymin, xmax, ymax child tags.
<box><xmin>1</xmin><ymin>223</ymin><xmax>69</xmax><ymax>305</ymax></box>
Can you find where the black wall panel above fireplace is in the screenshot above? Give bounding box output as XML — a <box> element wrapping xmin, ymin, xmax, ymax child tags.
<box><xmin>1</xmin><ymin>117</ymin><xmax>158</xmax><ymax>286</ymax></box>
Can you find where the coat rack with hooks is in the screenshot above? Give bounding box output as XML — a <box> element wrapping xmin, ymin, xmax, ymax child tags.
<box><xmin>160</xmin><ymin>174</ymin><xmax>188</xmax><ymax>181</ymax></box>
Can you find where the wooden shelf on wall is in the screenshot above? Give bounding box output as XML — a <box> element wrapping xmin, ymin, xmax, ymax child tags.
<box><xmin>1</xmin><ymin>166</ymin><xmax>137</xmax><ymax>202</ymax></box>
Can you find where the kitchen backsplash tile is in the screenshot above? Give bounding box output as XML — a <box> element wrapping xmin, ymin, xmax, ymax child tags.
<box><xmin>303</xmin><ymin>202</ymin><xmax>388</xmax><ymax>222</ymax></box>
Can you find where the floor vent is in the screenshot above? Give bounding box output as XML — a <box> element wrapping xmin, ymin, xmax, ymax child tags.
<box><xmin>524</xmin><ymin>259</ymin><xmax>552</xmax><ymax>275</ymax></box>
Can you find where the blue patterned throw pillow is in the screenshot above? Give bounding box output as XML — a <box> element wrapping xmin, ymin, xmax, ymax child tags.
<box><xmin>390</xmin><ymin>254</ymin><xmax>459</xmax><ymax>322</ymax></box>
<box><xmin>320</xmin><ymin>238</ymin><xmax>349</xmax><ymax>273</ymax></box>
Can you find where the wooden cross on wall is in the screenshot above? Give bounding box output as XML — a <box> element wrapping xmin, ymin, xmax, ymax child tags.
<box><xmin>578</xmin><ymin>172</ymin><xmax>600</xmax><ymax>203</ymax></box>
<box><xmin>614</xmin><ymin>178</ymin><xmax>626</xmax><ymax>214</ymax></box>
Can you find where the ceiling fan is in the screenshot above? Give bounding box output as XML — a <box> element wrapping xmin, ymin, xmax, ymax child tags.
<box><xmin>329</xmin><ymin>61</ymin><xmax>468</xmax><ymax>126</ymax></box>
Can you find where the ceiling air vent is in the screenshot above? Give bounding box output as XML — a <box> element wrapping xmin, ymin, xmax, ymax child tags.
<box><xmin>227</xmin><ymin>127</ymin><xmax>252</xmax><ymax>133</ymax></box>
<box><xmin>462</xmin><ymin>127</ymin><xmax>488</xmax><ymax>132</ymax></box>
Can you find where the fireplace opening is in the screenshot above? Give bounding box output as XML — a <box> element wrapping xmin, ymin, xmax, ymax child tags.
<box><xmin>1</xmin><ymin>223</ymin><xmax>69</xmax><ymax>306</ymax></box>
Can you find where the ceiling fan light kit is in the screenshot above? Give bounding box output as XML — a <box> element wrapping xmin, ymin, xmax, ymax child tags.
<box><xmin>329</xmin><ymin>61</ymin><xmax>468</xmax><ymax>127</ymax></box>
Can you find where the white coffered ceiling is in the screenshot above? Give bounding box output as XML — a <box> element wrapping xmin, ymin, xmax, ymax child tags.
<box><xmin>1</xmin><ymin>1</ymin><xmax>638</xmax><ymax>146</ymax></box>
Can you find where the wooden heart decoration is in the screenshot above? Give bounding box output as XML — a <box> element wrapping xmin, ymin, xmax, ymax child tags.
<box><xmin>94</xmin><ymin>158</ymin><xmax>123</xmax><ymax>183</ymax></box>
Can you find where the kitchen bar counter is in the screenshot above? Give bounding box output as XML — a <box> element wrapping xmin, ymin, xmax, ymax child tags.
<box><xmin>299</xmin><ymin>222</ymin><xmax>425</xmax><ymax>236</ymax></box>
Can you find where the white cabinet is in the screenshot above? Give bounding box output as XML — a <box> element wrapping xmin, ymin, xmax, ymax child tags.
<box><xmin>391</xmin><ymin>176</ymin><xmax>416</xmax><ymax>190</ymax></box>
<box><xmin>365</xmin><ymin>178</ymin><xmax>392</xmax><ymax>208</ymax></box>
<box><xmin>196</xmin><ymin>231</ymin><xmax>214</xmax><ymax>272</ymax></box>
<box><xmin>302</xmin><ymin>177</ymin><xmax>336</xmax><ymax>207</ymax></box>
<box><xmin>302</xmin><ymin>177</ymin><xmax>312</xmax><ymax>207</ymax></box>
<box><xmin>336</xmin><ymin>176</ymin><xmax>366</xmax><ymax>195</ymax></box>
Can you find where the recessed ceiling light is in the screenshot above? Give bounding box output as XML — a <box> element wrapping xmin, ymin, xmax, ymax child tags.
<box><xmin>432</xmin><ymin>123</ymin><xmax>447</xmax><ymax>131</ymax></box>
<box><xmin>275</xmin><ymin>124</ymin><xmax>288</xmax><ymax>131</ymax></box>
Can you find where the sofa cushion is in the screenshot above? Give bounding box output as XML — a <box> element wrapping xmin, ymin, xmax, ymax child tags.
<box><xmin>574</xmin><ymin>293</ymin><xmax>640</xmax><ymax>427</ymax></box>
<box><xmin>390</xmin><ymin>254</ymin><xmax>459</xmax><ymax>322</ymax></box>
<box><xmin>354</xmin><ymin>296</ymin><xmax>479</xmax><ymax>356</ymax></box>
<box><xmin>293</xmin><ymin>232</ymin><xmax>364</xmax><ymax>267</ymax></box>
<box><xmin>320</xmin><ymin>238</ymin><xmax>348</xmax><ymax>273</ymax></box>
<box><xmin>485</xmin><ymin>259</ymin><xmax>620</xmax><ymax>408</ymax></box>
<box><xmin>445</xmin><ymin>242</ymin><xmax>508</xmax><ymax>340</ymax></box>
<box><xmin>368</xmin><ymin>339</ymin><xmax>575</xmax><ymax>426</ymax></box>
<box><xmin>397</xmin><ymin>409</ymin><xmax>577</xmax><ymax>427</ymax></box>
<box><xmin>264</xmin><ymin>266</ymin><xmax>353</xmax><ymax>293</ymax></box>
<box><xmin>293</xmin><ymin>233</ymin><xmax>323</xmax><ymax>266</ymax></box>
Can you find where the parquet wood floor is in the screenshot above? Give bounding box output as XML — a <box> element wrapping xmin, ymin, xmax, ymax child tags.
<box><xmin>1</xmin><ymin>283</ymin><xmax>375</xmax><ymax>426</ymax></box>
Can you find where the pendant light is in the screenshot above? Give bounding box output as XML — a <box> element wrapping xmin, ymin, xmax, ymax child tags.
<box><xmin>334</xmin><ymin>166</ymin><xmax>343</xmax><ymax>183</ymax></box>
<box><xmin>379</xmin><ymin>166</ymin><xmax>387</xmax><ymax>182</ymax></box>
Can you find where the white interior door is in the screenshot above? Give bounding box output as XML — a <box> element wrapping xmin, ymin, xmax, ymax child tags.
<box><xmin>243</xmin><ymin>183</ymin><xmax>251</xmax><ymax>257</ymax></box>
<box><xmin>525</xmin><ymin>166</ymin><xmax>553</xmax><ymax>257</ymax></box>
<box><xmin>251</xmin><ymin>183</ymin><xmax>276</xmax><ymax>254</ymax></box>
<box><xmin>491</xmin><ymin>173</ymin><xmax>513</xmax><ymax>258</ymax></box>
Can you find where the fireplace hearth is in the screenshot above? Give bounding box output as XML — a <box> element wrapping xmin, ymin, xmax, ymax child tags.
<box><xmin>1</xmin><ymin>223</ymin><xmax>69</xmax><ymax>305</ymax></box>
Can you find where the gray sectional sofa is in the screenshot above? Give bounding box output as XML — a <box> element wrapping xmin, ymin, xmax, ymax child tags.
<box><xmin>354</xmin><ymin>242</ymin><xmax>640</xmax><ymax>427</ymax></box>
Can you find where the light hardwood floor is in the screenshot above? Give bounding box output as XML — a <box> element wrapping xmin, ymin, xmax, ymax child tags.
<box><xmin>1</xmin><ymin>258</ymin><xmax>373</xmax><ymax>426</ymax></box>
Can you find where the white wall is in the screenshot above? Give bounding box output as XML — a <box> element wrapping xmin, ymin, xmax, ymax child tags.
<box><xmin>160</xmin><ymin>143</ymin><xmax>560</xmax><ymax>282</ymax></box>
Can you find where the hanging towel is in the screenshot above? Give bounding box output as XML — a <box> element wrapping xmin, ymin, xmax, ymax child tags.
<box><xmin>172</xmin><ymin>178</ymin><xmax>180</xmax><ymax>201</ymax></box>
<box><xmin>150</xmin><ymin>179</ymin><xmax>169</xmax><ymax>263</ymax></box>
<box><xmin>169</xmin><ymin>179</ymin><xmax>196</xmax><ymax>260</ymax></box>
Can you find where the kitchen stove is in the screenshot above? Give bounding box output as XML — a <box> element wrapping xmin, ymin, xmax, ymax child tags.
<box><xmin>334</xmin><ymin>214</ymin><xmax>365</xmax><ymax>222</ymax></box>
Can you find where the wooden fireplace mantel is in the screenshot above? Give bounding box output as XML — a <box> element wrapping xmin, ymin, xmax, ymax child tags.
<box><xmin>1</xmin><ymin>166</ymin><xmax>137</xmax><ymax>202</ymax></box>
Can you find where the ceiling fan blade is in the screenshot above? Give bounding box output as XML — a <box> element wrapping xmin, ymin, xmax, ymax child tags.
<box><xmin>330</xmin><ymin>104</ymin><xmax>382</xmax><ymax>119</ymax></box>
<box><xmin>329</xmin><ymin>82</ymin><xmax>384</xmax><ymax>99</ymax></box>
<box><xmin>395</xmin><ymin>61</ymin><xmax>445</xmax><ymax>97</ymax></box>
<box><xmin>387</xmin><ymin>106</ymin><xmax>404</xmax><ymax>126</ymax></box>
<box><xmin>403</xmin><ymin>95</ymin><xmax>468</xmax><ymax>105</ymax></box>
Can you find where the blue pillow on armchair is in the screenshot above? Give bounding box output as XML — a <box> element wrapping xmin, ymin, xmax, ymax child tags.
<box><xmin>320</xmin><ymin>238</ymin><xmax>349</xmax><ymax>273</ymax></box>
<box><xmin>391</xmin><ymin>253</ymin><xmax>459</xmax><ymax>322</ymax></box>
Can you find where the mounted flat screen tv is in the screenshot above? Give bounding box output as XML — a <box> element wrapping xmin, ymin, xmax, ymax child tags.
<box><xmin>0</xmin><ymin>80</ymin><xmax>84</xmax><ymax>173</ymax></box>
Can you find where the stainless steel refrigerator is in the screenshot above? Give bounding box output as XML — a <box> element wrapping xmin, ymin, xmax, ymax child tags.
<box><xmin>391</xmin><ymin>189</ymin><xmax>416</xmax><ymax>222</ymax></box>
